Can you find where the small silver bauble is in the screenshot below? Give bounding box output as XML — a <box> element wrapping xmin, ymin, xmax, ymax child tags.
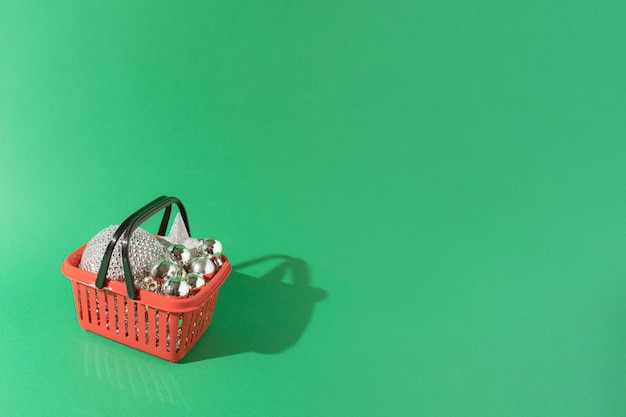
<box><xmin>167</xmin><ymin>244</ymin><xmax>191</xmax><ymax>264</ymax></box>
<box><xmin>151</xmin><ymin>260</ymin><xmax>179</xmax><ymax>280</ymax></box>
<box><xmin>198</xmin><ymin>239</ymin><xmax>223</xmax><ymax>257</ymax></box>
<box><xmin>162</xmin><ymin>277</ymin><xmax>190</xmax><ymax>297</ymax></box>
<box><xmin>187</xmin><ymin>257</ymin><xmax>215</xmax><ymax>275</ymax></box>
<box><xmin>210</xmin><ymin>255</ymin><xmax>224</xmax><ymax>268</ymax></box>
<box><xmin>142</xmin><ymin>276</ymin><xmax>160</xmax><ymax>292</ymax></box>
<box><xmin>185</xmin><ymin>273</ymin><xmax>206</xmax><ymax>289</ymax></box>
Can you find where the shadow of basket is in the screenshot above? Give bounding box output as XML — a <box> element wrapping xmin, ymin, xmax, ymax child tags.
<box><xmin>180</xmin><ymin>255</ymin><xmax>327</xmax><ymax>363</ymax></box>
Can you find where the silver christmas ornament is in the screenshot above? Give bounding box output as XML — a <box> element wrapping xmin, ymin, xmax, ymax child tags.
<box><xmin>185</xmin><ymin>273</ymin><xmax>206</xmax><ymax>289</ymax></box>
<box><xmin>187</xmin><ymin>257</ymin><xmax>215</xmax><ymax>275</ymax></box>
<box><xmin>164</xmin><ymin>212</ymin><xmax>189</xmax><ymax>244</ymax></box>
<box><xmin>142</xmin><ymin>276</ymin><xmax>160</xmax><ymax>292</ymax></box>
<box><xmin>80</xmin><ymin>225</ymin><xmax>174</xmax><ymax>285</ymax></box>
<box><xmin>167</xmin><ymin>244</ymin><xmax>191</xmax><ymax>264</ymax></box>
<box><xmin>164</xmin><ymin>213</ymin><xmax>203</xmax><ymax>252</ymax></box>
<box><xmin>162</xmin><ymin>277</ymin><xmax>190</xmax><ymax>297</ymax></box>
<box><xmin>151</xmin><ymin>260</ymin><xmax>179</xmax><ymax>280</ymax></box>
<box><xmin>198</xmin><ymin>239</ymin><xmax>223</xmax><ymax>257</ymax></box>
<box><xmin>211</xmin><ymin>255</ymin><xmax>224</xmax><ymax>268</ymax></box>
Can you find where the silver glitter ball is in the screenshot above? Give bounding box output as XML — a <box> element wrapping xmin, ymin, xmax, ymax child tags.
<box><xmin>198</xmin><ymin>239</ymin><xmax>223</xmax><ymax>257</ymax></box>
<box><xmin>187</xmin><ymin>257</ymin><xmax>215</xmax><ymax>275</ymax></box>
<box><xmin>167</xmin><ymin>244</ymin><xmax>191</xmax><ymax>264</ymax></box>
<box><xmin>79</xmin><ymin>225</ymin><xmax>174</xmax><ymax>285</ymax></box>
<box><xmin>151</xmin><ymin>260</ymin><xmax>179</xmax><ymax>280</ymax></box>
<box><xmin>162</xmin><ymin>277</ymin><xmax>190</xmax><ymax>297</ymax></box>
<box><xmin>184</xmin><ymin>273</ymin><xmax>206</xmax><ymax>289</ymax></box>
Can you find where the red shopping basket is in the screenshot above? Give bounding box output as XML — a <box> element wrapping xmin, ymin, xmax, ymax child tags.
<box><xmin>60</xmin><ymin>196</ymin><xmax>231</xmax><ymax>362</ymax></box>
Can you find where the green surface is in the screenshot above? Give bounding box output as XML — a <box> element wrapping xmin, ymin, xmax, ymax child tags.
<box><xmin>1</xmin><ymin>1</ymin><xmax>625</xmax><ymax>416</ymax></box>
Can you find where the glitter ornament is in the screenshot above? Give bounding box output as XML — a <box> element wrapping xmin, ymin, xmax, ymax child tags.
<box><xmin>162</xmin><ymin>277</ymin><xmax>190</xmax><ymax>297</ymax></box>
<box><xmin>185</xmin><ymin>273</ymin><xmax>206</xmax><ymax>289</ymax></box>
<box><xmin>80</xmin><ymin>225</ymin><xmax>173</xmax><ymax>285</ymax></box>
<box><xmin>187</xmin><ymin>257</ymin><xmax>215</xmax><ymax>275</ymax></box>
<box><xmin>151</xmin><ymin>260</ymin><xmax>179</xmax><ymax>281</ymax></box>
<box><xmin>167</xmin><ymin>245</ymin><xmax>191</xmax><ymax>264</ymax></box>
<box><xmin>164</xmin><ymin>213</ymin><xmax>202</xmax><ymax>254</ymax></box>
<box><xmin>165</xmin><ymin>213</ymin><xmax>189</xmax><ymax>245</ymax></box>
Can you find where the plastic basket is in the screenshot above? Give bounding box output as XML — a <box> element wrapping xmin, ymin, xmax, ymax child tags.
<box><xmin>60</xmin><ymin>196</ymin><xmax>231</xmax><ymax>362</ymax></box>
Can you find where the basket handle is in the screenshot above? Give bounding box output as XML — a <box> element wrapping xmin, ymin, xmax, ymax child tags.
<box><xmin>95</xmin><ymin>196</ymin><xmax>191</xmax><ymax>300</ymax></box>
<box><xmin>120</xmin><ymin>196</ymin><xmax>190</xmax><ymax>299</ymax></box>
<box><xmin>95</xmin><ymin>195</ymin><xmax>168</xmax><ymax>290</ymax></box>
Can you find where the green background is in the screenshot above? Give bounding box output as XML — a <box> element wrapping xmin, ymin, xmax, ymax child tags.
<box><xmin>1</xmin><ymin>1</ymin><xmax>625</xmax><ymax>416</ymax></box>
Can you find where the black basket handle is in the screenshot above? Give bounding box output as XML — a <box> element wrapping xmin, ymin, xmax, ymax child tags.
<box><xmin>120</xmin><ymin>197</ymin><xmax>190</xmax><ymax>299</ymax></box>
<box><xmin>95</xmin><ymin>195</ymin><xmax>169</xmax><ymax>290</ymax></box>
<box><xmin>95</xmin><ymin>196</ymin><xmax>191</xmax><ymax>299</ymax></box>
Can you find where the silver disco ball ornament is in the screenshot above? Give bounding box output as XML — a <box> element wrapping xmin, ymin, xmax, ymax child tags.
<box><xmin>79</xmin><ymin>225</ymin><xmax>173</xmax><ymax>285</ymax></box>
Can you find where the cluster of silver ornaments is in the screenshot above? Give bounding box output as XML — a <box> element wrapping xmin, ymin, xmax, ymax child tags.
<box><xmin>143</xmin><ymin>248</ymin><xmax>215</xmax><ymax>297</ymax></box>
<box><xmin>80</xmin><ymin>213</ymin><xmax>224</xmax><ymax>298</ymax></box>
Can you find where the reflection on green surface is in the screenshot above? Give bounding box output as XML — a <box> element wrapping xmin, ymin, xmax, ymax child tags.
<box><xmin>81</xmin><ymin>339</ymin><xmax>191</xmax><ymax>410</ymax></box>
